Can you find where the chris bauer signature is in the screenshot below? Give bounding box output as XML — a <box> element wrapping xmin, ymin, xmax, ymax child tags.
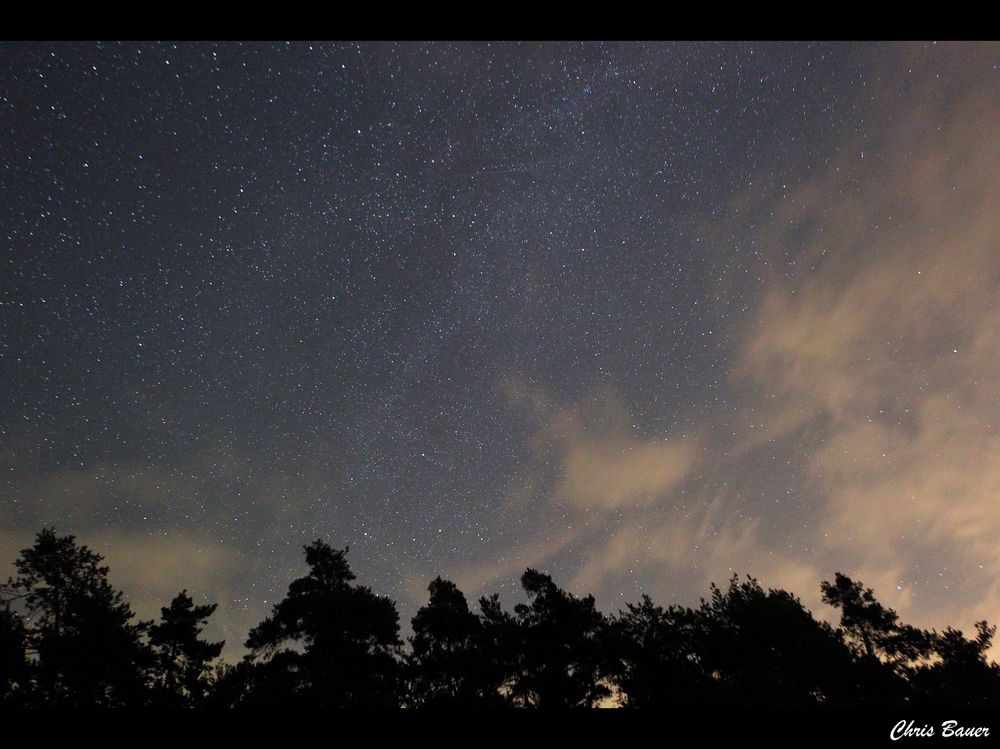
<box><xmin>891</xmin><ymin>720</ymin><xmax>991</xmax><ymax>740</ymax></box>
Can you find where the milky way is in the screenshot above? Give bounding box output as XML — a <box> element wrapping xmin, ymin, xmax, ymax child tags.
<box><xmin>3</xmin><ymin>41</ymin><xmax>999</xmax><ymax>656</ymax></box>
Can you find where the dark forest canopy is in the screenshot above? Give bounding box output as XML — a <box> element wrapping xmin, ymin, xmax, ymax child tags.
<box><xmin>2</xmin><ymin>528</ymin><xmax>999</xmax><ymax>709</ymax></box>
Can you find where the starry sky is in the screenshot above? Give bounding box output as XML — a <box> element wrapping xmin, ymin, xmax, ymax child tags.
<box><xmin>3</xmin><ymin>41</ymin><xmax>1000</xmax><ymax>657</ymax></box>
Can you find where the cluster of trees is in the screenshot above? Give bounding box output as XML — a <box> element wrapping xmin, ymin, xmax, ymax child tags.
<box><xmin>2</xmin><ymin>528</ymin><xmax>999</xmax><ymax>708</ymax></box>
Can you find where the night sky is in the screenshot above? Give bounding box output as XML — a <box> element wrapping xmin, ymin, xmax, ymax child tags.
<box><xmin>3</xmin><ymin>41</ymin><xmax>999</xmax><ymax>657</ymax></box>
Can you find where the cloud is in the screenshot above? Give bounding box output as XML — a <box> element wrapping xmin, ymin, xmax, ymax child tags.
<box><xmin>96</xmin><ymin>529</ymin><xmax>244</xmax><ymax>642</ymax></box>
<box><xmin>549</xmin><ymin>416</ymin><xmax>698</xmax><ymax>513</ymax></box>
<box><xmin>0</xmin><ymin>440</ymin><xmax>338</xmax><ymax>658</ymax></box>
<box><xmin>463</xmin><ymin>44</ymin><xmax>1000</xmax><ymax>636</ymax></box>
<box><xmin>440</xmin><ymin>383</ymin><xmax>700</xmax><ymax>597</ymax></box>
<box><xmin>447</xmin><ymin>382</ymin><xmax>822</xmax><ymax>618</ymax></box>
<box><xmin>728</xmin><ymin>41</ymin><xmax>1000</xmax><ymax>633</ymax></box>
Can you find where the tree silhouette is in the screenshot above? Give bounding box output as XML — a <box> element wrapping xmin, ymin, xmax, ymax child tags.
<box><xmin>149</xmin><ymin>590</ymin><xmax>225</xmax><ymax>707</ymax></box>
<box><xmin>407</xmin><ymin>576</ymin><xmax>506</xmax><ymax>707</ymax></box>
<box><xmin>235</xmin><ymin>540</ymin><xmax>403</xmax><ymax>708</ymax></box>
<box><xmin>697</xmin><ymin>575</ymin><xmax>858</xmax><ymax>706</ymax></box>
<box><xmin>475</xmin><ymin>591</ymin><xmax>520</xmax><ymax>706</ymax></box>
<box><xmin>821</xmin><ymin>572</ymin><xmax>933</xmax><ymax>667</ymax></box>
<box><xmin>911</xmin><ymin>621</ymin><xmax>1000</xmax><ymax>707</ymax></box>
<box><xmin>508</xmin><ymin>568</ymin><xmax>611</xmax><ymax>708</ymax></box>
<box><xmin>3</xmin><ymin>528</ymin><xmax>152</xmax><ymax>707</ymax></box>
<box><xmin>2</xmin><ymin>527</ymin><xmax>1000</xmax><ymax>710</ymax></box>
<box><xmin>820</xmin><ymin>572</ymin><xmax>934</xmax><ymax>704</ymax></box>
<box><xmin>609</xmin><ymin>594</ymin><xmax>715</xmax><ymax>708</ymax></box>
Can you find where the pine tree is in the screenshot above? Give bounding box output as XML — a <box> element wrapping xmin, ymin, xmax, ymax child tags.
<box><xmin>149</xmin><ymin>590</ymin><xmax>225</xmax><ymax>707</ymax></box>
<box><xmin>510</xmin><ymin>568</ymin><xmax>611</xmax><ymax>708</ymax></box>
<box><xmin>5</xmin><ymin>528</ymin><xmax>153</xmax><ymax>706</ymax></box>
<box><xmin>407</xmin><ymin>576</ymin><xmax>509</xmax><ymax>706</ymax></box>
<box><xmin>238</xmin><ymin>540</ymin><xmax>403</xmax><ymax>707</ymax></box>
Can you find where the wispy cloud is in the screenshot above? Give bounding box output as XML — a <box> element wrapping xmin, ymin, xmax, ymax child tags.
<box><xmin>727</xmin><ymin>41</ymin><xmax>1000</xmax><ymax>631</ymax></box>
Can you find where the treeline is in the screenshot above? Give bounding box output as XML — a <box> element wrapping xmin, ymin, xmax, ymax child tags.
<box><xmin>2</xmin><ymin>528</ymin><xmax>999</xmax><ymax>708</ymax></box>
